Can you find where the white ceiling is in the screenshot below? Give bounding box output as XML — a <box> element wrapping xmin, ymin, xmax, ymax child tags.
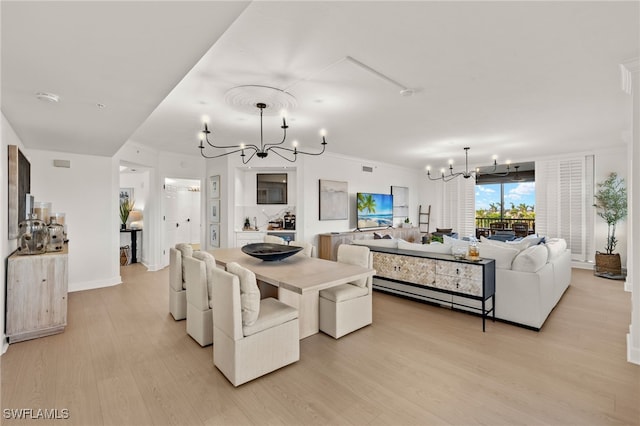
<box><xmin>2</xmin><ymin>1</ymin><xmax>639</xmax><ymax>170</ymax></box>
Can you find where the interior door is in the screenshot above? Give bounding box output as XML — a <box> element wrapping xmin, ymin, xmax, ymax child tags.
<box><xmin>162</xmin><ymin>179</ymin><xmax>201</xmax><ymax>266</ymax></box>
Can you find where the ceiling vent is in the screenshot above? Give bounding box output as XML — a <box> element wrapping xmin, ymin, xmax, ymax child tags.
<box><xmin>362</xmin><ymin>166</ymin><xmax>374</xmax><ymax>173</ymax></box>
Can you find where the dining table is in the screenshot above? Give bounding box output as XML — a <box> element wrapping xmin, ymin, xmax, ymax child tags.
<box><xmin>209</xmin><ymin>247</ymin><xmax>375</xmax><ymax>339</ymax></box>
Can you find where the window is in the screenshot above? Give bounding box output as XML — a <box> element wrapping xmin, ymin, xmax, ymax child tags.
<box><xmin>475</xmin><ymin>162</ymin><xmax>536</xmax><ymax>232</ymax></box>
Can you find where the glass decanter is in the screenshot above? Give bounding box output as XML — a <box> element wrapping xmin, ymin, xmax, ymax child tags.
<box><xmin>17</xmin><ymin>214</ymin><xmax>48</xmax><ymax>255</ymax></box>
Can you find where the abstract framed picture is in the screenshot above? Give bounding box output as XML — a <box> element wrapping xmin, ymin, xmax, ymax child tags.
<box><xmin>210</xmin><ymin>175</ymin><xmax>220</xmax><ymax>199</ymax></box>
<box><xmin>210</xmin><ymin>223</ymin><xmax>220</xmax><ymax>248</ymax></box>
<box><xmin>210</xmin><ymin>199</ymin><xmax>220</xmax><ymax>223</ymax></box>
<box><xmin>120</xmin><ymin>188</ymin><xmax>134</xmax><ymax>203</ymax></box>
<box><xmin>319</xmin><ymin>179</ymin><xmax>348</xmax><ymax>220</ymax></box>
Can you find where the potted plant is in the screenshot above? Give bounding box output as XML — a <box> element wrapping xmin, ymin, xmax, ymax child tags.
<box><xmin>403</xmin><ymin>217</ymin><xmax>412</xmax><ymax>228</ymax></box>
<box><xmin>119</xmin><ymin>199</ymin><xmax>135</xmax><ymax>230</ymax></box>
<box><xmin>593</xmin><ymin>172</ymin><xmax>627</xmax><ymax>276</ymax></box>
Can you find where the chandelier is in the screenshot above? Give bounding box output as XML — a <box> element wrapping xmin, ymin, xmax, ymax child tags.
<box><xmin>426</xmin><ymin>147</ymin><xmax>511</xmax><ymax>182</ymax></box>
<box><xmin>198</xmin><ymin>102</ymin><xmax>327</xmax><ymax>163</ymax></box>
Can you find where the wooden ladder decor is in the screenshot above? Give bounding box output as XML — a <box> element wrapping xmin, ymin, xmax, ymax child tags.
<box><xmin>419</xmin><ymin>204</ymin><xmax>431</xmax><ymax>235</ymax></box>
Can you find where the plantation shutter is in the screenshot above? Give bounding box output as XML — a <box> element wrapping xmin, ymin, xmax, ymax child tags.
<box><xmin>439</xmin><ymin>177</ymin><xmax>475</xmax><ymax>238</ymax></box>
<box><xmin>535</xmin><ymin>155</ymin><xmax>594</xmax><ymax>261</ymax></box>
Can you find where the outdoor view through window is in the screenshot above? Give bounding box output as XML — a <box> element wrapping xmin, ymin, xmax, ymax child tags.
<box><xmin>475</xmin><ymin>181</ymin><xmax>536</xmax><ymax>228</ymax></box>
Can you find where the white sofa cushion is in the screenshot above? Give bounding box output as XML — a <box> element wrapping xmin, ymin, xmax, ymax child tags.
<box><xmin>352</xmin><ymin>238</ymin><xmax>398</xmax><ymax>249</ymax></box>
<box><xmin>444</xmin><ymin>235</ymin><xmax>469</xmax><ymax>249</ymax></box>
<box><xmin>512</xmin><ymin>244</ymin><xmax>549</xmax><ymax>273</ymax></box>
<box><xmin>545</xmin><ymin>238</ymin><xmax>567</xmax><ymax>260</ymax></box>
<box><xmin>480</xmin><ymin>236</ymin><xmax>532</xmax><ymax>252</ymax></box>
<box><xmin>226</xmin><ymin>262</ymin><xmax>260</xmax><ymax>326</ymax></box>
<box><xmin>398</xmin><ymin>239</ymin><xmax>452</xmax><ymax>254</ymax></box>
<box><xmin>192</xmin><ymin>251</ymin><xmax>216</xmax><ymax>308</ymax></box>
<box><xmin>477</xmin><ymin>242</ymin><xmax>520</xmax><ymax>270</ymax></box>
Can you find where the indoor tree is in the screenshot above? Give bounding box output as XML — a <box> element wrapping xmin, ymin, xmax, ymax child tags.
<box><xmin>594</xmin><ymin>172</ymin><xmax>627</xmax><ymax>255</ymax></box>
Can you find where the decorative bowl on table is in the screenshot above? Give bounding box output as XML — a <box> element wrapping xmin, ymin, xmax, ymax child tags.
<box><xmin>241</xmin><ymin>243</ymin><xmax>302</xmax><ymax>261</ymax></box>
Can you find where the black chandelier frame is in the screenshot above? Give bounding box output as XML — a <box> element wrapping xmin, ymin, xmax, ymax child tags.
<box><xmin>198</xmin><ymin>102</ymin><xmax>327</xmax><ymax>164</ymax></box>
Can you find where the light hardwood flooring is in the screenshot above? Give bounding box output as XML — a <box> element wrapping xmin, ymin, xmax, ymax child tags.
<box><xmin>1</xmin><ymin>266</ymin><xmax>638</xmax><ymax>425</ymax></box>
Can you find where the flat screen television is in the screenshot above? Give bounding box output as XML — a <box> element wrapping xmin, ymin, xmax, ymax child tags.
<box><xmin>357</xmin><ymin>192</ymin><xmax>393</xmax><ymax>229</ymax></box>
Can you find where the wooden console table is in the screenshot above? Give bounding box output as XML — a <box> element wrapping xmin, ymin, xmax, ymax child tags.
<box><xmin>367</xmin><ymin>246</ymin><xmax>496</xmax><ymax>331</ymax></box>
<box><xmin>318</xmin><ymin>227</ymin><xmax>422</xmax><ymax>260</ymax></box>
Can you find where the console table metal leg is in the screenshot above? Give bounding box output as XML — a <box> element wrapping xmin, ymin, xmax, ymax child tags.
<box><xmin>482</xmin><ymin>299</ymin><xmax>486</xmax><ymax>332</ymax></box>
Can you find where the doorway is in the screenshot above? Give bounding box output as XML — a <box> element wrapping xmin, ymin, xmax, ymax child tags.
<box><xmin>162</xmin><ymin>178</ymin><xmax>201</xmax><ymax>266</ymax></box>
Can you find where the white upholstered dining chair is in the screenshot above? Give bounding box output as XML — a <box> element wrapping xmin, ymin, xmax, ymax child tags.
<box><xmin>169</xmin><ymin>243</ymin><xmax>193</xmax><ymax>320</ymax></box>
<box><xmin>319</xmin><ymin>244</ymin><xmax>373</xmax><ymax>338</ymax></box>
<box><xmin>212</xmin><ymin>262</ymin><xmax>299</xmax><ymax>386</ymax></box>
<box><xmin>183</xmin><ymin>251</ymin><xmax>217</xmax><ymax>346</ymax></box>
<box><xmin>289</xmin><ymin>240</ymin><xmax>315</xmax><ymax>257</ymax></box>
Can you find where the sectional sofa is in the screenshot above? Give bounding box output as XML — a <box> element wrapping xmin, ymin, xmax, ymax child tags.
<box><xmin>353</xmin><ymin>235</ymin><xmax>571</xmax><ymax>330</ymax></box>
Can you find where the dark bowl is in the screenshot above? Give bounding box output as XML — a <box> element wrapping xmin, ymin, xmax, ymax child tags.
<box><xmin>241</xmin><ymin>243</ymin><xmax>303</xmax><ymax>261</ymax></box>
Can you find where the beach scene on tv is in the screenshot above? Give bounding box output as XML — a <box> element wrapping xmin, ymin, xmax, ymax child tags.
<box><xmin>357</xmin><ymin>193</ymin><xmax>394</xmax><ymax>229</ymax></box>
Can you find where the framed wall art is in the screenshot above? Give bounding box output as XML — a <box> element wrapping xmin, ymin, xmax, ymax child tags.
<box><xmin>319</xmin><ymin>179</ymin><xmax>348</xmax><ymax>220</ymax></box>
<box><xmin>119</xmin><ymin>188</ymin><xmax>134</xmax><ymax>203</ymax></box>
<box><xmin>210</xmin><ymin>223</ymin><xmax>220</xmax><ymax>248</ymax></box>
<box><xmin>8</xmin><ymin>145</ymin><xmax>31</xmax><ymax>239</ymax></box>
<box><xmin>210</xmin><ymin>199</ymin><xmax>220</xmax><ymax>223</ymax></box>
<box><xmin>209</xmin><ymin>175</ymin><xmax>220</xmax><ymax>199</ymax></box>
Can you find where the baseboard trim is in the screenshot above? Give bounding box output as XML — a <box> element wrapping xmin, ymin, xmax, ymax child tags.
<box><xmin>627</xmin><ymin>331</ymin><xmax>640</xmax><ymax>365</ymax></box>
<box><xmin>2</xmin><ymin>334</ymin><xmax>8</xmax><ymax>355</ymax></box>
<box><xmin>69</xmin><ymin>275</ymin><xmax>122</xmax><ymax>292</ymax></box>
<box><xmin>143</xmin><ymin>262</ymin><xmax>163</xmax><ymax>272</ymax></box>
<box><xmin>624</xmin><ymin>279</ymin><xmax>632</xmax><ymax>292</ymax></box>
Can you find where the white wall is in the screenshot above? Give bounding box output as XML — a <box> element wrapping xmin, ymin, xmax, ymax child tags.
<box><xmin>1</xmin><ymin>112</ymin><xmax>25</xmax><ymax>353</ymax></box>
<box><xmin>27</xmin><ymin>149</ymin><xmax>120</xmax><ymax>292</ymax></box>
<box><xmin>299</xmin><ymin>152</ymin><xmax>429</xmax><ymax>248</ymax></box>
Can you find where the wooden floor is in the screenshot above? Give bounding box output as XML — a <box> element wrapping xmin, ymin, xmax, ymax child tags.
<box><xmin>1</xmin><ymin>266</ymin><xmax>638</xmax><ymax>425</ymax></box>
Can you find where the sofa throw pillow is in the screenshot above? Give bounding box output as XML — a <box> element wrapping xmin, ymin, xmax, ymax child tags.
<box><xmin>477</xmin><ymin>242</ymin><xmax>520</xmax><ymax>270</ymax></box>
<box><xmin>192</xmin><ymin>251</ymin><xmax>216</xmax><ymax>304</ymax></box>
<box><xmin>398</xmin><ymin>239</ymin><xmax>452</xmax><ymax>254</ymax></box>
<box><xmin>444</xmin><ymin>234</ymin><xmax>469</xmax><ymax>248</ymax></box>
<box><xmin>512</xmin><ymin>244</ymin><xmax>549</xmax><ymax>273</ymax></box>
<box><xmin>480</xmin><ymin>236</ymin><xmax>532</xmax><ymax>252</ymax></box>
<box><xmin>545</xmin><ymin>238</ymin><xmax>567</xmax><ymax>261</ymax></box>
<box><xmin>226</xmin><ymin>262</ymin><xmax>260</xmax><ymax>326</ymax></box>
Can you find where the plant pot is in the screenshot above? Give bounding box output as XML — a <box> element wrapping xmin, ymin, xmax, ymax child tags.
<box><xmin>595</xmin><ymin>252</ymin><xmax>621</xmax><ymax>275</ymax></box>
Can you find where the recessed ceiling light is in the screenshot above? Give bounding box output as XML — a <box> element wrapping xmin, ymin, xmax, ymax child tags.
<box><xmin>35</xmin><ymin>92</ymin><xmax>60</xmax><ymax>103</ymax></box>
<box><xmin>399</xmin><ymin>88</ymin><xmax>414</xmax><ymax>97</ymax></box>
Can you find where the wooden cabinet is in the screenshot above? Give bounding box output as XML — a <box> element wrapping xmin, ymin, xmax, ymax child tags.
<box><xmin>6</xmin><ymin>245</ymin><xmax>68</xmax><ymax>343</ymax></box>
<box><xmin>235</xmin><ymin>231</ymin><xmax>266</xmax><ymax>247</ymax></box>
<box><xmin>369</xmin><ymin>246</ymin><xmax>495</xmax><ymax>331</ymax></box>
<box><xmin>318</xmin><ymin>227</ymin><xmax>422</xmax><ymax>260</ymax></box>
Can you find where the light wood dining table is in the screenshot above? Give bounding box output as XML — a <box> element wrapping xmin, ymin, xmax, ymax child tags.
<box><xmin>209</xmin><ymin>248</ymin><xmax>375</xmax><ymax>339</ymax></box>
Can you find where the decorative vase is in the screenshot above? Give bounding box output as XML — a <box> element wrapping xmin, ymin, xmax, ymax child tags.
<box><xmin>17</xmin><ymin>214</ymin><xmax>48</xmax><ymax>255</ymax></box>
<box><xmin>121</xmin><ymin>223</ymin><xmax>126</xmax><ymax>230</ymax></box>
<box><xmin>46</xmin><ymin>218</ymin><xmax>65</xmax><ymax>252</ymax></box>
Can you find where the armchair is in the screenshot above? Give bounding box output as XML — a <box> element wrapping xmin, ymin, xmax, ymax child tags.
<box><xmin>212</xmin><ymin>263</ymin><xmax>299</xmax><ymax>386</ymax></box>
<box><xmin>319</xmin><ymin>244</ymin><xmax>373</xmax><ymax>338</ymax></box>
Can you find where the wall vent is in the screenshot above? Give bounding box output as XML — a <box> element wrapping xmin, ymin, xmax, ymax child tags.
<box><xmin>53</xmin><ymin>159</ymin><xmax>71</xmax><ymax>168</ymax></box>
<box><xmin>362</xmin><ymin>166</ymin><xmax>374</xmax><ymax>173</ymax></box>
